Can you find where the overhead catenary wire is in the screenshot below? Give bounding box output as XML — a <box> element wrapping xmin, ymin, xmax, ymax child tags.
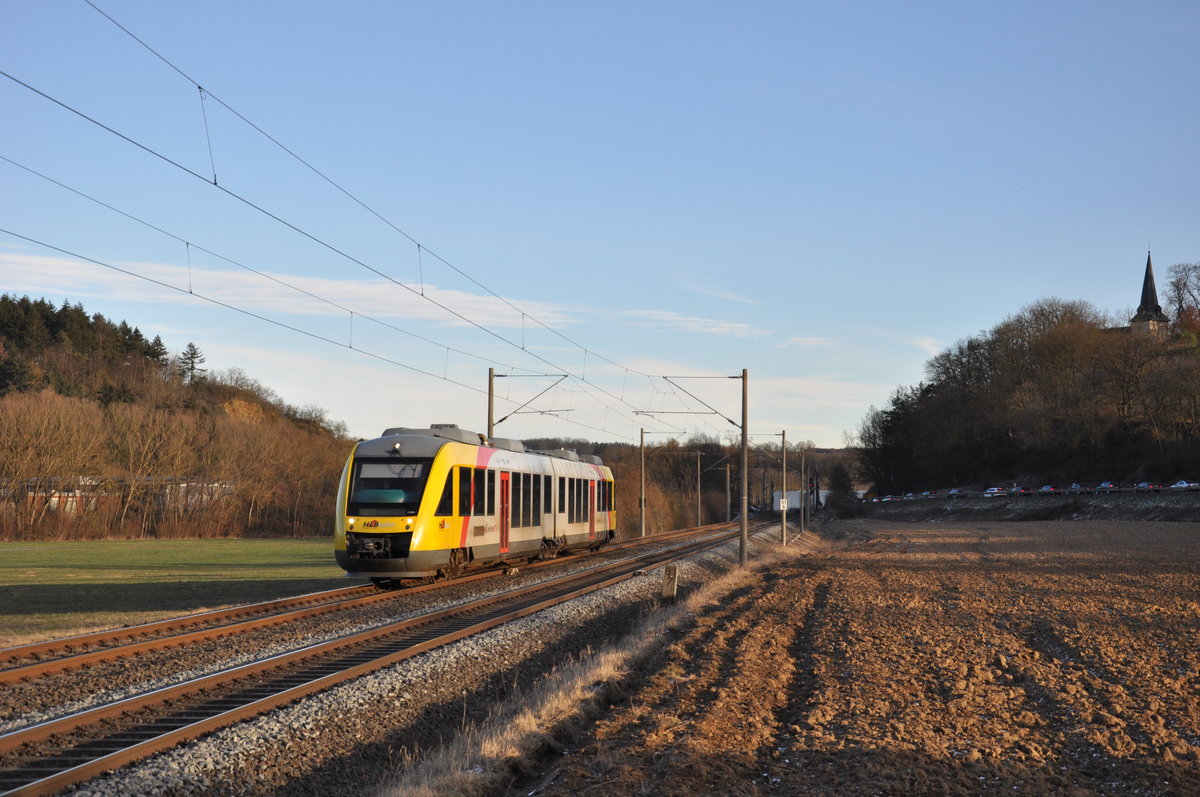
<box><xmin>0</xmin><ymin>67</ymin><xmax>673</xmax><ymax>437</ymax></box>
<box><xmin>80</xmin><ymin>0</ymin><xmax>653</xmax><ymax>381</ymax></box>
<box><xmin>83</xmin><ymin>0</ymin><xmax>707</xmax><ymax>416</ymax></box>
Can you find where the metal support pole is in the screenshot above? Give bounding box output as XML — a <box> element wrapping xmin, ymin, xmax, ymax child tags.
<box><xmin>639</xmin><ymin>428</ymin><xmax>646</xmax><ymax>537</ymax></box>
<box><xmin>696</xmin><ymin>450</ymin><xmax>702</xmax><ymax>528</ymax></box>
<box><xmin>739</xmin><ymin>369</ymin><xmax>748</xmax><ymax>567</ymax></box>
<box><xmin>781</xmin><ymin>429</ymin><xmax>787</xmax><ymax>545</ymax></box>
<box><xmin>487</xmin><ymin>367</ymin><xmax>495</xmax><ymax>441</ymax></box>
<box><xmin>800</xmin><ymin>448</ymin><xmax>806</xmax><ymax>534</ymax></box>
<box><xmin>725</xmin><ymin>464</ymin><xmax>731</xmax><ymax>523</ymax></box>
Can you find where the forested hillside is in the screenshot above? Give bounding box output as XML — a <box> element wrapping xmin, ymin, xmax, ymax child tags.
<box><xmin>851</xmin><ymin>288</ymin><xmax>1200</xmax><ymax>494</ymax></box>
<box><xmin>0</xmin><ymin>295</ymin><xmax>846</xmax><ymax>541</ymax></box>
<box><xmin>0</xmin><ymin>296</ymin><xmax>350</xmax><ymax>540</ymax></box>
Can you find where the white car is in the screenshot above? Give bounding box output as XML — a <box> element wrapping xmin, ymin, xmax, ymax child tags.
<box><xmin>1169</xmin><ymin>480</ymin><xmax>1199</xmax><ymax>490</ymax></box>
<box><xmin>983</xmin><ymin>487</ymin><xmax>1007</xmax><ymax>498</ymax></box>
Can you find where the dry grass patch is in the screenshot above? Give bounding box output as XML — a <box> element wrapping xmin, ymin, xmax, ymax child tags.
<box><xmin>379</xmin><ymin>543</ymin><xmax>812</xmax><ymax>796</ymax></box>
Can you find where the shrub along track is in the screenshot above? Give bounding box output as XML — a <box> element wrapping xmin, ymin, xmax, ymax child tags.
<box><xmin>0</xmin><ymin>524</ymin><xmax>751</xmax><ymax>795</ymax></box>
<box><xmin>515</xmin><ymin>519</ymin><xmax>1200</xmax><ymax>796</ymax></box>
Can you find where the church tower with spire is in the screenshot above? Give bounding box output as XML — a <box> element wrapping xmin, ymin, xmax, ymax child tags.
<box><xmin>1129</xmin><ymin>251</ymin><xmax>1169</xmax><ymax>338</ymax></box>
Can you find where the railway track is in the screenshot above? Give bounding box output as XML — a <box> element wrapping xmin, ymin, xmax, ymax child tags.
<box><xmin>0</xmin><ymin>523</ymin><xmax>731</xmax><ymax>686</ymax></box>
<box><xmin>0</xmin><ymin>523</ymin><xmax>757</xmax><ymax>796</ymax></box>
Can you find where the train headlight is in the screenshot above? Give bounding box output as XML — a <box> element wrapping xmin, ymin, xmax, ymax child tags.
<box><xmin>348</xmin><ymin>517</ymin><xmax>356</xmax><ymax>529</ymax></box>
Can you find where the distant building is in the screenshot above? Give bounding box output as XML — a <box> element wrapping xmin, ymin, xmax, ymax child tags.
<box><xmin>1129</xmin><ymin>251</ymin><xmax>1170</xmax><ymax>338</ymax></box>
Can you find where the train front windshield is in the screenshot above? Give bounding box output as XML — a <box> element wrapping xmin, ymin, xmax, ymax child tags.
<box><xmin>349</xmin><ymin>458</ymin><xmax>433</xmax><ymax>516</ymax></box>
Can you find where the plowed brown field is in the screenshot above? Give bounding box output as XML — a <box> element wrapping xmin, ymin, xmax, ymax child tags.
<box><xmin>527</xmin><ymin>520</ymin><xmax>1200</xmax><ymax>796</ymax></box>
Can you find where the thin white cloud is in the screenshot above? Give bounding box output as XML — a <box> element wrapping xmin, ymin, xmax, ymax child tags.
<box><xmin>905</xmin><ymin>336</ymin><xmax>943</xmax><ymax>356</ymax></box>
<box><xmin>781</xmin><ymin>337</ymin><xmax>837</xmax><ymax>348</ymax></box>
<box><xmin>618</xmin><ymin>308</ymin><xmax>771</xmax><ymax>338</ymax></box>
<box><xmin>672</xmin><ymin>268</ymin><xmax>753</xmax><ymax>303</ymax></box>
<box><xmin>0</xmin><ymin>250</ymin><xmax>574</xmax><ymax>330</ymax></box>
<box><xmin>674</xmin><ymin>279</ymin><xmax>758</xmax><ymax>305</ymax></box>
<box><xmin>755</xmin><ymin>374</ymin><xmax>889</xmax><ymax>412</ymax></box>
<box><xmin>840</xmin><ymin>322</ymin><xmax>945</xmax><ymax>358</ymax></box>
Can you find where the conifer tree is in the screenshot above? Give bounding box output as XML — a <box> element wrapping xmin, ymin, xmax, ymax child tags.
<box><xmin>179</xmin><ymin>342</ymin><xmax>207</xmax><ymax>383</ymax></box>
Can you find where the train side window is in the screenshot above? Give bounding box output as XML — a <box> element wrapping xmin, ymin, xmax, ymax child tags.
<box><xmin>486</xmin><ymin>469</ymin><xmax>494</xmax><ymax>516</ymax></box>
<box><xmin>511</xmin><ymin>471</ymin><xmax>523</xmax><ymax>528</ymax></box>
<box><xmin>522</xmin><ymin>472</ymin><xmax>533</xmax><ymax>527</ymax></box>
<box><xmin>459</xmin><ymin>467</ymin><xmax>473</xmax><ymax>516</ymax></box>
<box><xmin>543</xmin><ymin>476</ymin><xmax>552</xmax><ymax>517</ymax></box>
<box><xmin>435</xmin><ymin>470</ymin><xmax>454</xmax><ymax>516</ymax></box>
<box><xmin>558</xmin><ymin>477</ymin><xmax>566</xmax><ymax>515</ymax></box>
<box><xmin>473</xmin><ymin>468</ymin><xmax>486</xmax><ymax>516</ymax></box>
<box><xmin>532</xmin><ymin>474</ymin><xmax>541</xmax><ymax>527</ymax></box>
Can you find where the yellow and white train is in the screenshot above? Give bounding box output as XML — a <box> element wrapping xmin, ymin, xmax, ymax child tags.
<box><xmin>335</xmin><ymin>424</ymin><xmax>616</xmax><ymax>586</ymax></box>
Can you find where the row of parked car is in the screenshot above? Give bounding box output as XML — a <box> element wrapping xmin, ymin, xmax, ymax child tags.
<box><xmin>984</xmin><ymin>480</ymin><xmax>1200</xmax><ymax>496</ymax></box>
<box><xmin>872</xmin><ymin>480</ymin><xmax>1200</xmax><ymax>502</ymax></box>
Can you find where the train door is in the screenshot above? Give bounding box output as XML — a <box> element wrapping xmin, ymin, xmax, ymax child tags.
<box><xmin>588</xmin><ymin>479</ymin><xmax>596</xmax><ymax>541</ymax></box>
<box><xmin>499</xmin><ymin>472</ymin><xmax>511</xmax><ymax>554</ymax></box>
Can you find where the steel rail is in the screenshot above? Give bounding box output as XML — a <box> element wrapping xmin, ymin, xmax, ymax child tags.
<box><xmin>0</xmin><ymin>584</ymin><xmax>375</xmax><ymax>662</ymax></box>
<box><xmin>0</xmin><ymin>526</ymin><xmax>759</xmax><ymax>796</ymax></box>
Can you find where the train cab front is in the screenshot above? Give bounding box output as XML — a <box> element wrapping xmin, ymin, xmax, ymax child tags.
<box><xmin>334</xmin><ymin>443</ymin><xmax>444</xmax><ymax>580</ymax></box>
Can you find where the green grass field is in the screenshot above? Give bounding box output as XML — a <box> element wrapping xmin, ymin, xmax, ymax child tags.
<box><xmin>0</xmin><ymin>538</ymin><xmax>359</xmax><ymax>647</ymax></box>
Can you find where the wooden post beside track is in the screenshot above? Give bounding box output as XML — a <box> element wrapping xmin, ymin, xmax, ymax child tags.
<box><xmin>661</xmin><ymin>564</ymin><xmax>679</xmax><ymax>602</ymax></box>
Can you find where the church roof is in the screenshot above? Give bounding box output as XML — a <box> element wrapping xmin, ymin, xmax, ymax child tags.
<box><xmin>1130</xmin><ymin>251</ymin><xmax>1169</xmax><ymax>323</ymax></box>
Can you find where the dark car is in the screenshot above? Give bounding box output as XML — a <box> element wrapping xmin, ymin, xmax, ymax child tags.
<box><xmin>1097</xmin><ymin>481</ymin><xmax>1121</xmax><ymax>494</ymax></box>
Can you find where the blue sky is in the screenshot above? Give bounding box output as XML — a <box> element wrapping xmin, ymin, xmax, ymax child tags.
<box><xmin>2</xmin><ymin>1</ymin><xmax>1198</xmax><ymax>447</ymax></box>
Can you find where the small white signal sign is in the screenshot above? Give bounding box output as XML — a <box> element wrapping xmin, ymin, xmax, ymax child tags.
<box><xmin>778</xmin><ymin>498</ymin><xmax>788</xmax><ymax>511</ymax></box>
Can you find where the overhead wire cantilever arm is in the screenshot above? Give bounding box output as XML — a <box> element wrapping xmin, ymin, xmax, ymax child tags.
<box><xmin>662</xmin><ymin>376</ymin><xmax>741</xmax><ymax>427</ymax></box>
<box><xmin>493</xmin><ymin>375</ymin><xmax>568</xmax><ymax>428</ymax></box>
